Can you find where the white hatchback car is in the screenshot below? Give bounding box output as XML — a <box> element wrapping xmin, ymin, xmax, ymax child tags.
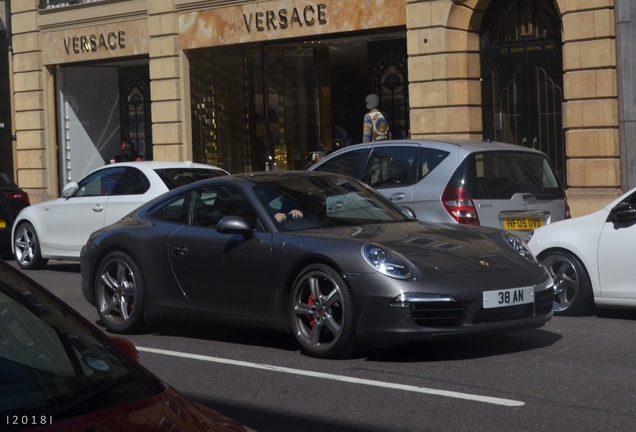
<box><xmin>12</xmin><ymin>161</ymin><xmax>229</xmax><ymax>269</ymax></box>
<box><xmin>526</xmin><ymin>187</ymin><xmax>636</xmax><ymax>315</ymax></box>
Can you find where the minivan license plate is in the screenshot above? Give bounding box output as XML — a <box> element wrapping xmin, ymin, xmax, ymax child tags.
<box><xmin>483</xmin><ymin>287</ymin><xmax>533</xmax><ymax>309</ymax></box>
<box><xmin>503</xmin><ymin>217</ymin><xmax>543</xmax><ymax>230</ymax></box>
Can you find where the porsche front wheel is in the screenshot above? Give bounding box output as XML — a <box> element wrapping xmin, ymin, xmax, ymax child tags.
<box><xmin>289</xmin><ymin>264</ymin><xmax>358</xmax><ymax>359</ymax></box>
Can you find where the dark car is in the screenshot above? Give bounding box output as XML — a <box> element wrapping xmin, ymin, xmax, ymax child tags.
<box><xmin>309</xmin><ymin>138</ymin><xmax>570</xmax><ymax>237</ymax></box>
<box><xmin>0</xmin><ymin>169</ymin><xmax>29</xmax><ymax>256</ymax></box>
<box><xmin>80</xmin><ymin>171</ymin><xmax>554</xmax><ymax>359</ymax></box>
<box><xmin>0</xmin><ymin>259</ymin><xmax>251</xmax><ymax>432</ymax></box>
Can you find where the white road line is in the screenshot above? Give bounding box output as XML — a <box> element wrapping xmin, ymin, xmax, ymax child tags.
<box><xmin>137</xmin><ymin>346</ymin><xmax>525</xmax><ymax>407</ymax></box>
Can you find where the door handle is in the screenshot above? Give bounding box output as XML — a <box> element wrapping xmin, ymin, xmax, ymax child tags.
<box><xmin>389</xmin><ymin>192</ymin><xmax>405</xmax><ymax>201</ymax></box>
<box><xmin>92</xmin><ymin>204</ymin><xmax>104</xmax><ymax>212</ymax></box>
<box><xmin>171</xmin><ymin>245</ymin><xmax>189</xmax><ymax>257</ymax></box>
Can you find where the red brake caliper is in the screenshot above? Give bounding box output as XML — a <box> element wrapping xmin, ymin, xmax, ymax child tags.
<box><xmin>308</xmin><ymin>294</ymin><xmax>315</xmax><ymax>327</ymax></box>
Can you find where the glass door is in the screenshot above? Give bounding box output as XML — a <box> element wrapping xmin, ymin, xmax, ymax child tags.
<box><xmin>251</xmin><ymin>45</ymin><xmax>323</xmax><ymax>171</ymax></box>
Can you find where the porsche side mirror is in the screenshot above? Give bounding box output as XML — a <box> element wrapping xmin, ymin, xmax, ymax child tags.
<box><xmin>216</xmin><ymin>216</ymin><xmax>254</xmax><ymax>238</ymax></box>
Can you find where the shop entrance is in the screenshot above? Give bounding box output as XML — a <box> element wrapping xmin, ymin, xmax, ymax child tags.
<box><xmin>54</xmin><ymin>63</ymin><xmax>151</xmax><ymax>190</ymax></box>
<box><xmin>189</xmin><ymin>32</ymin><xmax>407</xmax><ymax>174</ymax></box>
<box><xmin>250</xmin><ymin>44</ymin><xmax>324</xmax><ymax>171</ymax></box>
<box><xmin>480</xmin><ymin>0</ymin><xmax>565</xmax><ymax>182</ymax></box>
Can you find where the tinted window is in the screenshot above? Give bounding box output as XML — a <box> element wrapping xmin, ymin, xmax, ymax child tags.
<box><xmin>155</xmin><ymin>168</ymin><xmax>227</xmax><ymax>189</ymax></box>
<box><xmin>362</xmin><ymin>146</ymin><xmax>417</xmax><ymax>187</ymax></box>
<box><xmin>450</xmin><ymin>152</ymin><xmax>564</xmax><ymax>199</ymax></box>
<box><xmin>75</xmin><ymin>167</ymin><xmax>127</xmax><ymax>197</ymax></box>
<box><xmin>312</xmin><ymin>149</ymin><xmax>365</xmax><ymax>175</ymax></box>
<box><xmin>149</xmin><ymin>185</ymin><xmax>258</xmax><ymax>230</ymax></box>
<box><xmin>418</xmin><ymin>148</ymin><xmax>450</xmax><ymax>180</ymax></box>
<box><xmin>148</xmin><ymin>194</ymin><xmax>190</xmax><ymax>224</ymax></box>
<box><xmin>111</xmin><ymin>167</ymin><xmax>151</xmax><ymax>195</ymax></box>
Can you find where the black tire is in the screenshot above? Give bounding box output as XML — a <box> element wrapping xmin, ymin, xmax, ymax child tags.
<box><xmin>289</xmin><ymin>264</ymin><xmax>358</xmax><ymax>359</ymax></box>
<box><xmin>95</xmin><ymin>251</ymin><xmax>147</xmax><ymax>333</ymax></box>
<box><xmin>13</xmin><ymin>222</ymin><xmax>48</xmax><ymax>270</ymax></box>
<box><xmin>539</xmin><ymin>250</ymin><xmax>594</xmax><ymax>316</ymax></box>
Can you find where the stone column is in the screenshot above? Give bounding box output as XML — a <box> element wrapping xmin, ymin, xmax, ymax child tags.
<box><xmin>561</xmin><ymin>0</ymin><xmax>621</xmax><ymax>215</ymax></box>
<box><xmin>148</xmin><ymin>0</ymin><xmax>188</xmax><ymax>161</ymax></box>
<box><xmin>406</xmin><ymin>0</ymin><xmax>483</xmax><ymax>139</ymax></box>
<box><xmin>11</xmin><ymin>0</ymin><xmax>49</xmax><ymax>202</ymax></box>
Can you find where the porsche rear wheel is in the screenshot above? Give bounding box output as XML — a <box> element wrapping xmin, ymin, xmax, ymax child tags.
<box><xmin>540</xmin><ymin>250</ymin><xmax>593</xmax><ymax>316</ymax></box>
<box><xmin>95</xmin><ymin>251</ymin><xmax>147</xmax><ymax>333</ymax></box>
<box><xmin>13</xmin><ymin>222</ymin><xmax>48</xmax><ymax>270</ymax></box>
<box><xmin>289</xmin><ymin>264</ymin><xmax>358</xmax><ymax>359</ymax></box>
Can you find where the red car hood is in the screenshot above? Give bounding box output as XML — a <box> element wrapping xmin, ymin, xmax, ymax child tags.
<box><xmin>33</xmin><ymin>386</ymin><xmax>246</xmax><ymax>432</ymax></box>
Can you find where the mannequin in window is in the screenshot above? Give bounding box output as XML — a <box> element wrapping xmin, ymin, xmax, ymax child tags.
<box><xmin>362</xmin><ymin>94</ymin><xmax>390</xmax><ymax>142</ymax></box>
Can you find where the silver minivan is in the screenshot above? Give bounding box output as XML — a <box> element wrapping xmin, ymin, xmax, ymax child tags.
<box><xmin>309</xmin><ymin>138</ymin><xmax>570</xmax><ymax>236</ymax></box>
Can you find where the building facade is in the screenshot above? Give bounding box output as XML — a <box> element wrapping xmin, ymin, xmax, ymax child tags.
<box><xmin>4</xmin><ymin>0</ymin><xmax>634</xmax><ymax>216</ymax></box>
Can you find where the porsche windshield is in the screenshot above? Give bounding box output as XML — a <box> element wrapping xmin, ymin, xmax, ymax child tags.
<box><xmin>255</xmin><ymin>174</ymin><xmax>413</xmax><ymax>227</ymax></box>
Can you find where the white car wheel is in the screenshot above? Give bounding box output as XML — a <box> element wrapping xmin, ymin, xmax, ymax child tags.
<box><xmin>540</xmin><ymin>250</ymin><xmax>593</xmax><ymax>316</ymax></box>
<box><xmin>13</xmin><ymin>222</ymin><xmax>48</xmax><ymax>270</ymax></box>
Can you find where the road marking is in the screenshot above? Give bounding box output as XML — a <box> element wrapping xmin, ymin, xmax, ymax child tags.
<box><xmin>137</xmin><ymin>346</ymin><xmax>524</xmax><ymax>407</ymax></box>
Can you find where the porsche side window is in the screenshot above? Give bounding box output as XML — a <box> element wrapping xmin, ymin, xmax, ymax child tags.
<box><xmin>75</xmin><ymin>167</ymin><xmax>126</xmax><ymax>197</ymax></box>
<box><xmin>191</xmin><ymin>186</ymin><xmax>258</xmax><ymax>230</ymax></box>
<box><xmin>148</xmin><ymin>193</ymin><xmax>190</xmax><ymax>224</ymax></box>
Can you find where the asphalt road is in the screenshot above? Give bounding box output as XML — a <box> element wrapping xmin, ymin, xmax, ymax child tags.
<box><xmin>12</xmin><ymin>260</ymin><xmax>636</xmax><ymax>432</ymax></box>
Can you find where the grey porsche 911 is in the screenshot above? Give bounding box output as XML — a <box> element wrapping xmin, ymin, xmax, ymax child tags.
<box><xmin>80</xmin><ymin>171</ymin><xmax>554</xmax><ymax>359</ymax></box>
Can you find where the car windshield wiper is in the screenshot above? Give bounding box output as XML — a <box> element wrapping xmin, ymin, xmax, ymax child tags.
<box><xmin>54</xmin><ymin>371</ymin><xmax>139</xmax><ymax>417</ymax></box>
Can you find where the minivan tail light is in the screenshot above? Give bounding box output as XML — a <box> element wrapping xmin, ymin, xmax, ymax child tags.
<box><xmin>441</xmin><ymin>186</ymin><xmax>480</xmax><ymax>225</ymax></box>
<box><xmin>564</xmin><ymin>196</ymin><xmax>571</xmax><ymax>219</ymax></box>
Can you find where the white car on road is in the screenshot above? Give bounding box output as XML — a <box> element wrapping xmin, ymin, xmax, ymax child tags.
<box><xmin>526</xmin><ymin>187</ymin><xmax>636</xmax><ymax>315</ymax></box>
<box><xmin>12</xmin><ymin>161</ymin><xmax>228</xmax><ymax>269</ymax></box>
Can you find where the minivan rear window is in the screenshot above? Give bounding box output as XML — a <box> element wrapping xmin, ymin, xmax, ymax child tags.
<box><xmin>449</xmin><ymin>151</ymin><xmax>564</xmax><ymax>200</ymax></box>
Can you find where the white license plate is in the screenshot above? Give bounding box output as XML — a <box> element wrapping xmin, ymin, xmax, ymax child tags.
<box><xmin>483</xmin><ymin>287</ymin><xmax>534</xmax><ymax>309</ymax></box>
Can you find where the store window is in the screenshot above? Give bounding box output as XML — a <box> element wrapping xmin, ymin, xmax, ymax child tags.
<box><xmin>190</xmin><ymin>48</ymin><xmax>251</xmax><ymax>174</ymax></box>
<box><xmin>188</xmin><ymin>32</ymin><xmax>407</xmax><ymax>174</ymax></box>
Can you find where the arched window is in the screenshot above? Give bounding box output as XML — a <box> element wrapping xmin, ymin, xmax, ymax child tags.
<box><xmin>480</xmin><ymin>0</ymin><xmax>565</xmax><ymax>183</ymax></box>
<box><xmin>120</xmin><ymin>76</ymin><xmax>152</xmax><ymax>160</ymax></box>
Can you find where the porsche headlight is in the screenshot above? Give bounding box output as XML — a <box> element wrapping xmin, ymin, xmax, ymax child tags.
<box><xmin>503</xmin><ymin>231</ymin><xmax>536</xmax><ymax>261</ymax></box>
<box><xmin>361</xmin><ymin>243</ymin><xmax>412</xmax><ymax>279</ymax></box>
